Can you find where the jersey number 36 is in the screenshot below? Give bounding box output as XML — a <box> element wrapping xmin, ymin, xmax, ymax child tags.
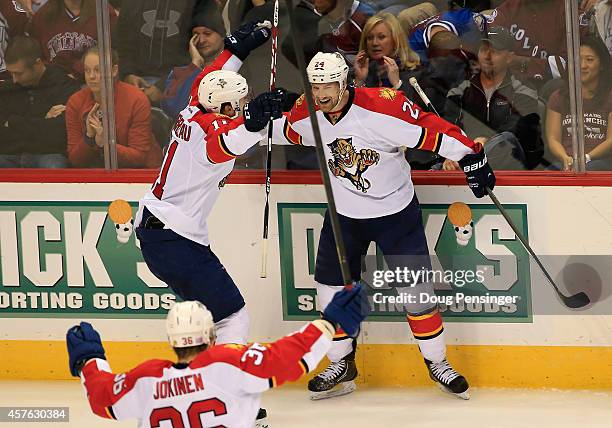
<box><xmin>150</xmin><ymin>398</ymin><xmax>228</xmax><ymax>428</ymax></box>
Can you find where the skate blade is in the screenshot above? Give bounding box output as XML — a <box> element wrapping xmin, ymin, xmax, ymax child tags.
<box><xmin>309</xmin><ymin>381</ymin><xmax>356</xmax><ymax>400</ymax></box>
<box><xmin>435</xmin><ymin>382</ymin><xmax>470</xmax><ymax>400</ymax></box>
<box><xmin>255</xmin><ymin>421</ymin><xmax>270</xmax><ymax>428</ymax></box>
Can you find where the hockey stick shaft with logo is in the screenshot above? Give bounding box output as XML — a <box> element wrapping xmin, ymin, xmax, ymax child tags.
<box><xmin>409</xmin><ymin>77</ymin><xmax>589</xmax><ymax>308</ymax></box>
<box><xmin>261</xmin><ymin>0</ymin><xmax>279</xmax><ymax>278</ymax></box>
<box><xmin>285</xmin><ymin>0</ymin><xmax>352</xmax><ymax>286</ymax></box>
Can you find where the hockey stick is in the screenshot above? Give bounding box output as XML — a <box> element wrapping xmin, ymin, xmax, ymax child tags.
<box><xmin>409</xmin><ymin>77</ymin><xmax>590</xmax><ymax>309</ymax></box>
<box><xmin>285</xmin><ymin>0</ymin><xmax>353</xmax><ymax>286</ymax></box>
<box><xmin>260</xmin><ymin>0</ymin><xmax>279</xmax><ymax>278</ymax></box>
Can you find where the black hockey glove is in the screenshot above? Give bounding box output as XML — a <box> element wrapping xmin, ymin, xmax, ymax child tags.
<box><xmin>458</xmin><ymin>149</ymin><xmax>496</xmax><ymax>198</ymax></box>
<box><xmin>322</xmin><ymin>283</ymin><xmax>370</xmax><ymax>338</ymax></box>
<box><xmin>224</xmin><ymin>20</ymin><xmax>271</xmax><ymax>61</ymax></box>
<box><xmin>243</xmin><ymin>89</ymin><xmax>286</xmax><ymax>132</ymax></box>
<box><xmin>66</xmin><ymin>322</ymin><xmax>106</xmax><ymax>376</ymax></box>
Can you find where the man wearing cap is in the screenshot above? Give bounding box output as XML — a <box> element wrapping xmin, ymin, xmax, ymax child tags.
<box><xmin>161</xmin><ymin>4</ymin><xmax>226</xmax><ymax>119</ymax></box>
<box><xmin>442</xmin><ymin>26</ymin><xmax>544</xmax><ymax>170</ymax></box>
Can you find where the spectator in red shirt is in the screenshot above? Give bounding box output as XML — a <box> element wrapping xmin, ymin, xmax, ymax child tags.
<box><xmin>30</xmin><ymin>0</ymin><xmax>117</xmax><ymax>80</ymax></box>
<box><xmin>66</xmin><ymin>47</ymin><xmax>162</xmax><ymax>168</ymax></box>
<box><xmin>546</xmin><ymin>36</ymin><xmax>612</xmax><ymax>171</ymax></box>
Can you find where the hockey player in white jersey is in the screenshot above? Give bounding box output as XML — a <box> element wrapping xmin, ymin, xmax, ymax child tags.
<box><xmin>66</xmin><ymin>285</ymin><xmax>369</xmax><ymax>428</ymax></box>
<box><xmin>134</xmin><ymin>20</ymin><xmax>285</xmax><ymax>349</ymax></box>
<box><xmin>274</xmin><ymin>52</ymin><xmax>496</xmax><ymax>400</ymax></box>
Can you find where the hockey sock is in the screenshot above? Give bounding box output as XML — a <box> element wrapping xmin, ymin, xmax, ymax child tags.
<box><xmin>406</xmin><ymin>307</ymin><xmax>446</xmax><ymax>363</ymax></box>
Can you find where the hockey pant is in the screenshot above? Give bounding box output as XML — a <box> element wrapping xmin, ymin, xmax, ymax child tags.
<box><xmin>314</xmin><ymin>196</ymin><xmax>446</xmax><ymax>363</ymax></box>
<box><xmin>136</xmin><ymin>207</ymin><xmax>249</xmax><ymax>345</ymax></box>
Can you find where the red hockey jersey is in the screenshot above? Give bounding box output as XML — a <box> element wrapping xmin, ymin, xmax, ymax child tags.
<box><xmin>80</xmin><ymin>320</ymin><xmax>333</xmax><ymax>428</ymax></box>
<box><xmin>30</xmin><ymin>4</ymin><xmax>117</xmax><ymax>78</ymax></box>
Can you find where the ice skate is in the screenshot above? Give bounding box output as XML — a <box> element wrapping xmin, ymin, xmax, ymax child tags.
<box><xmin>255</xmin><ymin>407</ymin><xmax>269</xmax><ymax>427</ymax></box>
<box><xmin>308</xmin><ymin>358</ymin><xmax>357</xmax><ymax>400</ymax></box>
<box><xmin>425</xmin><ymin>358</ymin><xmax>470</xmax><ymax>400</ymax></box>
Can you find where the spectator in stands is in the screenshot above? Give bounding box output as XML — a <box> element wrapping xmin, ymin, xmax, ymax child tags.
<box><xmin>407</xmin><ymin>6</ymin><xmax>486</xmax><ymax>64</ymax></box>
<box><xmin>421</xmin><ymin>31</ymin><xmax>472</xmax><ymax>116</ymax></box>
<box><xmin>66</xmin><ymin>47</ymin><xmax>162</xmax><ymax>168</ymax></box>
<box><xmin>546</xmin><ymin>36</ymin><xmax>612</xmax><ymax>171</ymax></box>
<box><xmin>0</xmin><ymin>36</ymin><xmax>79</xmax><ymax>168</ymax></box>
<box><xmin>281</xmin><ymin>0</ymin><xmax>374</xmax><ymax>68</ymax></box>
<box><xmin>30</xmin><ymin>0</ymin><xmax>117</xmax><ymax>81</ymax></box>
<box><xmin>485</xmin><ymin>0</ymin><xmax>571</xmax><ymax>88</ymax></box>
<box><xmin>443</xmin><ymin>26</ymin><xmax>543</xmax><ymax>170</ymax></box>
<box><xmin>581</xmin><ymin>0</ymin><xmax>612</xmax><ymax>56</ymax></box>
<box><xmin>353</xmin><ymin>12</ymin><xmax>422</xmax><ymax>99</ymax></box>
<box><xmin>315</xmin><ymin>0</ymin><xmax>375</xmax><ymax>64</ymax></box>
<box><xmin>116</xmin><ymin>0</ymin><xmax>197</xmax><ymax>106</ymax></box>
<box><xmin>397</xmin><ymin>2</ymin><xmax>438</xmax><ymax>37</ymax></box>
<box><xmin>161</xmin><ymin>4</ymin><xmax>225</xmax><ymax>119</ymax></box>
<box><xmin>0</xmin><ymin>0</ymin><xmax>30</xmax><ymax>82</ymax></box>
<box><xmin>12</xmin><ymin>0</ymin><xmax>48</xmax><ymax>15</ymax></box>
<box><xmin>281</xmin><ymin>0</ymin><xmax>321</xmax><ymax>67</ymax></box>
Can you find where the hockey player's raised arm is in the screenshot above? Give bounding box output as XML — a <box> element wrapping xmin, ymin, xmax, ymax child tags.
<box><xmin>204</xmin><ymin>116</ymin><xmax>267</xmax><ymax>164</ymax></box>
<box><xmin>80</xmin><ymin>358</ymin><xmax>170</xmax><ymax>421</ymax></box>
<box><xmin>203</xmin><ymin>90</ymin><xmax>286</xmax><ymax>164</ymax></box>
<box><xmin>202</xmin><ymin>319</ymin><xmax>336</xmax><ymax>394</ymax></box>
<box><xmin>227</xmin><ymin>284</ymin><xmax>369</xmax><ymax>394</ymax></box>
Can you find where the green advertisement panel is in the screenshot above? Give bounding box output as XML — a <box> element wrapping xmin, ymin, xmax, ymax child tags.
<box><xmin>278</xmin><ymin>203</ymin><xmax>532</xmax><ymax>323</ymax></box>
<box><xmin>0</xmin><ymin>202</ymin><xmax>175</xmax><ymax>318</ymax></box>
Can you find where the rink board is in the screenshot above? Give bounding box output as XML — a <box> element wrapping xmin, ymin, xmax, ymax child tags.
<box><xmin>0</xmin><ymin>177</ymin><xmax>611</xmax><ymax>387</ymax></box>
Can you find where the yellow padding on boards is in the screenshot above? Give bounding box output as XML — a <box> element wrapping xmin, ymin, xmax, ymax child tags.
<box><xmin>1</xmin><ymin>341</ymin><xmax>611</xmax><ymax>389</ymax></box>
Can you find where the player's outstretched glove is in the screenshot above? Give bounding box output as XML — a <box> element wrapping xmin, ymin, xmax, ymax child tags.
<box><xmin>322</xmin><ymin>283</ymin><xmax>370</xmax><ymax>338</ymax></box>
<box><xmin>66</xmin><ymin>321</ymin><xmax>106</xmax><ymax>377</ymax></box>
<box><xmin>225</xmin><ymin>20</ymin><xmax>271</xmax><ymax>61</ymax></box>
<box><xmin>458</xmin><ymin>148</ymin><xmax>496</xmax><ymax>198</ymax></box>
<box><xmin>243</xmin><ymin>89</ymin><xmax>286</xmax><ymax>132</ymax></box>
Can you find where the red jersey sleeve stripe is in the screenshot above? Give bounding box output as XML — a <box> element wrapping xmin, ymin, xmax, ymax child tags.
<box><xmin>206</xmin><ymin>135</ymin><xmax>236</xmax><ymax>164</ymax></box>
<box><xmin>417</xmin><ymin>128</ymin><xmax>442</xmax><ymax>153</ymax></box>
<box><xmin>283</xmin><ymin>119</ymin><xmax>302</xmax><ymax>145</ymax></box>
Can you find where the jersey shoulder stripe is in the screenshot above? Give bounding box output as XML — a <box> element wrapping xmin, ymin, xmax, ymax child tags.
<box><xmin>287</xmin><ymin>94</ymin><xmax>313</xmax><ymax>124</ymax></box>
<box><xmin>186</xmin><ymin>110</ymin><xmax>243</xmax><ymax>164</ymax></box>
<box><xmin>353</xmin><ymin>87</ymin><xmax>414</xmax><ymax>121</ymax></box>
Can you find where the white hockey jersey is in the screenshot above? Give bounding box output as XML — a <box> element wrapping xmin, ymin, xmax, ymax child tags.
<box><xmin>80</xmin><ymin>320</ymin><xmax>332</xmax><ymax>428</ymax></box>
<box><xmin>280</xmin><ymin>87</ymin><xmax>480</xmax><ymax>219</ymax></box>
<box><xmin>135</xmin><ymin>50</ymin><xmax>263</xmax><ymax>246</ymax></box>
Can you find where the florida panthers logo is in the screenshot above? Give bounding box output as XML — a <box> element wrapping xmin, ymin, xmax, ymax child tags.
<box><xmin>327</xmin><ymin>138</ymin><xmax>380</xmax><ymax>193</ymax></box>
<box><xmin>379</xmin><ymin>88</ymin><xmax>397</xmax><ymax>100</ymax></box>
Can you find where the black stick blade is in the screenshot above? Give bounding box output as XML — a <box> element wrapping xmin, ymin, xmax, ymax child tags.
<box><xmin>561</xmin><ymin>291</ymin><xmax>590</xmax><ymax>309</ymax></box>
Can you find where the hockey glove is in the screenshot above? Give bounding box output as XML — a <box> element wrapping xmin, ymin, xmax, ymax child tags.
<box><xmin>66</xmin><ymin>322</ymin><xmax>106</xmax><ymax>377</ymax></box>
<box><xmin>243</xmin><ymin>89</ymin><xmax>286</xmax><ymax>132</ymax></box>
<box><xmin>322</xmin><ymin>283</ymin><xmax>370</xmax><ymax>338</ymax></box>
<box><xmin>224</xmin><ymin>20</ymin><xmax>272</xmax><ymax>61</ymax></box>
<box><xmin>458</xmin><ymin>148</ymin><xmax>496</xmax><ymax>198</ymax></box>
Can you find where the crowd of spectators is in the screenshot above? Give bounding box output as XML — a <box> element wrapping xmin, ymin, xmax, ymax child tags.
<box><xmin>0</xmin><ymin>0</ymin><xmax>610</xmax><ymax>170</ymax></box>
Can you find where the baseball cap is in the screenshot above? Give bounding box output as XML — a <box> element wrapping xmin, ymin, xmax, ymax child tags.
<box><xmin>482</xmin><ymin>26</ymin><xmax>514</xmax><ymax>51</ymax></box>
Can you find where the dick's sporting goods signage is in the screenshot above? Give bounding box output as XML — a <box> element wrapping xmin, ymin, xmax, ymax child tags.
<box><xmin>278</xmin><ymin>203</ymin><xmax>532</xmax><ymax>322</ymax></box>
<box><xmin>0</xmin><ymin>202</ymin><xmax>175</xmax><ymax>317</ymax></box>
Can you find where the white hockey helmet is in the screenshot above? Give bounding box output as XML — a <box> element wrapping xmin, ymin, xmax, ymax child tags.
<box><xmin>307</xmin><ymin>52</ymin><xmax>349</xmax><ymax>91</ymax></box>
<box><xmin>166</xmin><ymin>301</ymin><xmax>215</xmax><ymax>348</ymax></box>
<box><xmin>197</xmin><ymin>69</ymin><xmax>249</xmax><ymax>118</ymax></box>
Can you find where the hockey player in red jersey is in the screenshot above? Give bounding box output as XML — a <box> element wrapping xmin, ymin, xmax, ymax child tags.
<box><xmin>274</xmin><ymin>52</ymin><xmax>496</xmax><ymax>400</ymax></box>
<box><xmin>66</xmin><ymin>285</ymin><xmax>369</xmax><ymax>428</ymax></box>
<box><xmin>135</xmin><ymin>21</ymin><xmax>285</xmax><ymax>349</ymax></box>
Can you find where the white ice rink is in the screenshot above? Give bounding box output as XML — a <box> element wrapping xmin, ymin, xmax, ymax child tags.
<box><xmin>1</xmin><ymin>381</ymin><xmax>610</xmax><ymax>428</ymax></box>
